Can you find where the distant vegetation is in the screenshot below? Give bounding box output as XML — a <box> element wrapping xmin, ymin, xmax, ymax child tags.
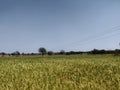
<box><xmin>0</xmin><ymin>47</ymin><xmax>120</xmax><ymax>56</ymax></box>
<box><xmin>38</xmin><ymin>47</ymin><xmax>47</xmax><ymax>56</ymax></box>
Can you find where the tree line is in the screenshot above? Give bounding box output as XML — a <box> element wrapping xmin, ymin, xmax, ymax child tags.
<box><xmin>0</xmin><ymin>47</ymin><xmax>120</xmax><ymax>56</ymax></box>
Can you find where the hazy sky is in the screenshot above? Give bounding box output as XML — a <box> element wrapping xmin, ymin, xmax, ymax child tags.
<box><xmin>0</xmin><ymin>0</ymin><xmax>120</xmax><ymax>53</ymax></box>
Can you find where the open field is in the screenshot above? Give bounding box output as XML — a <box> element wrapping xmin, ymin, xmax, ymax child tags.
<box><xmin>0</xmin><ymin>55</ymin><xmax>120</xmax><ymax>90</ymax></box>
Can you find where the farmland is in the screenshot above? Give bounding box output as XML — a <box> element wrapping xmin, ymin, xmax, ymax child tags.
<box><xmin>0</xmin><ymin>55</ymin><xmax>120</xmax><ymax>90</ymax></box>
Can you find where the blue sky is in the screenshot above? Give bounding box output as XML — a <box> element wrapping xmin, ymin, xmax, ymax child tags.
<box><xmin>0</xmin><ymin>0</ymin><xmax>120</xmax><ymax>53</ymax></box>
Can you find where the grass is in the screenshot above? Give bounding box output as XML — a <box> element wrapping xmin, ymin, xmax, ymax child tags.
<box><xmin>0</xmin><ymin>54</ymin><xmax>120</xmax><ymax>90</ymax></box>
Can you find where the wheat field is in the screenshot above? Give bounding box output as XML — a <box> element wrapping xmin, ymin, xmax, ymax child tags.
<box><xmin>0</xmin><ymin>55</ymin><xmax>120</xmax><ymax>90</ymax></box>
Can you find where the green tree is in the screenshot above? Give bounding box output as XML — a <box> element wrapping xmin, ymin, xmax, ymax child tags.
<box><xmin>60</xmin><ymin>50</ymin><xmax>65</xmax><ymax>55</ymax></box>
<box><xmin>48</xmin><ymin>51</ymin><xmax>54</xmax><ymax>55</ymax></box>
<box><xmin>0</xmin><ymin>52</ymin><xmax>6</xmax><ymax>57</ymax></box>
<box><xmin>11</xmin><ymin>51</ymin><xmax>20</xmax><ymax>56</ymax></box>
<box><xmin>38</xmin><ymin>47</ymin><xmax>47</xmax><ymax>56</ymax></box>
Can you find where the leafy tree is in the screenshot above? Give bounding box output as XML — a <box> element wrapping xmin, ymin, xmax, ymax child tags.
<box><xmin>70</xmin><ymin>51</ymin><xmax>75</xmax><ymax>54</ymax></box>
<box><xmin>60</xmin><ymin>50</ymin><xmax>65</xmax><ymax>55</ymax></box>
<box><xmin>48</xmin><ymin>51</ymin><xmax>54</xmax><ymax>55</ymax></box>
<box><xmin>11</xmin><ymin>51</ymin><xmax>20</xmax><ymax>56</ymax></box>
<box><xmin>91</xmin><ymin>49</ymin><xmax>98</xmax><ymax>54</ymax></box>
<box><xmin>38</xmin><ymin>47</ymin><xmax>47</xmax><ymax>56</ymax></box>
<box><xmin>0</xmin><ymin>52</ymin><xmax>6</xmax><ymax>56</ymax></box>
<box><xmin>66</xmin><ymin>52</ymin><xmax>70</xmax><ymax>55</ymax></box>
<box><xmin>114</xmin><ymin>49</ymin><xmax>120</xmax><ymax>56</ymax></box>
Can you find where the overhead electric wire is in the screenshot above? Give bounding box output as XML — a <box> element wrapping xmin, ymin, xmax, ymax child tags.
<box><xmin>78</xmin><ymin>31</ymin><xmax>120</xmax><ymax>46</ymax></box>
<box><xmin>60</xmin><ymin>25</ymin><xmax>120</xmax><ymax>50</ymax></box>
<box><xmin>72</xmin><ymin>25</ymin><xmax>120</xmax><ymax>45</ymax></box>
<box><xmin>79</xmin><ymin>28</ymin><xmax>120</xmax><ymax>45</ymax></box>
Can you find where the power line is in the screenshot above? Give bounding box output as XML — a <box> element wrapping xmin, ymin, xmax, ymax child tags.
<box><xmin>69</xmin><ymin>31</ymin><xmax>120</xmax><ymax>50</ymax></box>
<box><xmin>60</xmin><ymin>25</ymin><xmax>120</xmax><ymax>50</ymax></box>
<box><xmin>75</xmin><ymin>25</ymin><xmax>120</xmax><ymax>44</ymax></box>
